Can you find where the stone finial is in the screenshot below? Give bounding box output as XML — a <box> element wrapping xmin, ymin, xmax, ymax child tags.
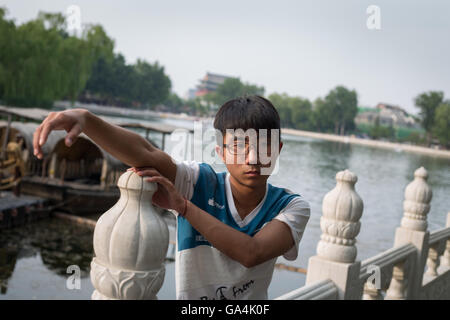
<box><xmin>401</xmin><ymin>167</ymin><xmax>432</xmax><ymax>232</ymax></box>
<box><xmin>90</xmin><ymin>171</ymin><xmax>169</xmax><ymax>300</ymax></box>
<box><xmin>317</xmin><ymin>169</ymin><xmax>364</xmax><ymax>263</ymax></box>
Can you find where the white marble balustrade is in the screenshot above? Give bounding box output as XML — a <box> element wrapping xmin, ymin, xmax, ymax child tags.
<box><xmin>88</xmin><ymin>166</ymin><xmax>450</xmax><ymax>300</ymax></box>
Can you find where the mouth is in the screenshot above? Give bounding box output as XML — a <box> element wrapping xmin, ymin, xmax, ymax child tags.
<box><xmin>244</xmin><ymin>170</ymin><xmax>260</xmax><ymax>177</ymax></box>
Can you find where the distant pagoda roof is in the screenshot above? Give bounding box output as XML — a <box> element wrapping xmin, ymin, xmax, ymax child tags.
<box><xmin>196</xmin><ymin>72</ymin><xmax>235</xmax><ymax>93</ymax></box>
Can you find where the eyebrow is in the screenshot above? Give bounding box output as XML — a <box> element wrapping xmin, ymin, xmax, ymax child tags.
<box><xmin>231</xmin><ymin>136</ymin><xmax>272</xmax><ymax>143</ymax></box>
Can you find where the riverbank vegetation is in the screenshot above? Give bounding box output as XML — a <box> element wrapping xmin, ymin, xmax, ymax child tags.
<box><xmin>0</xmin><ymin>8</ymin><xmax>171</xmax><ymax>109</ymax></box>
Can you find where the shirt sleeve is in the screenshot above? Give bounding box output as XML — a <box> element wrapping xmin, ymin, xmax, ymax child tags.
<box><xmin>274</xmin><ymin>195</ymin><xmax>310</xmax><ymax>260</ymax></box>
<box><xmin>173</xmin><ymin>160</ymin><xmax>200</xmax><ymax>201</ymax></box>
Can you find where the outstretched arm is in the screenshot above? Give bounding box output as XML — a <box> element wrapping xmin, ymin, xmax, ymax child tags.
<box><xmin>33</xmin><ymin>109</ymin><xmax>177</xmax><ymax>183</ymax></box>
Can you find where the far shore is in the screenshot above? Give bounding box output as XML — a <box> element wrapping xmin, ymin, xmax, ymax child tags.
<box><xmin>58</xmin><ymin>102</ymin><xmax>450</xmax><ymax>160</ymax></box>
<box><xmin>282</xmin><ymin>128</ymin><xmax>450</xmax><ymax>159</ymax></box>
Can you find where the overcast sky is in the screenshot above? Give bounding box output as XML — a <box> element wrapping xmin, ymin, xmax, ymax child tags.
<box><xmin>2</xmin><ymin>0</ymin><xmax>449</xmax><ymax>114</ymax></box>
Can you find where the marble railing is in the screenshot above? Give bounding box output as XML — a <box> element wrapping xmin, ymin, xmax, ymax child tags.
<box><xmin>88</xmin><ymin>166</ymin><xmax>449</xmax><ymax>300</ymax></box>
<box><xmin>277</xmin><ymin>166</ymin><xmax>450</xmax><ymax>300</ymax></box>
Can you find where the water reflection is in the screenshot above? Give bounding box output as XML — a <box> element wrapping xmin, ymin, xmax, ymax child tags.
<box><xmin>0</xmin><ymin>245</ymin><xmax>18</xmax><ymax>294</ymax></box>
<box><xmin>0</xmin><ymin>218</ymin><xmax>93</xmax><ymax>296</ymax></box>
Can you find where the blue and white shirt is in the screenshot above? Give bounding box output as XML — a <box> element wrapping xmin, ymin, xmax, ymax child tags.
<box><xmin>173</xmin><ymin>160</ymin><xmax>310</xmax><ymax>300</ymax></box>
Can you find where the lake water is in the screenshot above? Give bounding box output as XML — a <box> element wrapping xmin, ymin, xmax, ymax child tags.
<box><xmin>1</xmin><ymin>112</ymin><xmax>449</xmax><ymax>299</ymax></box>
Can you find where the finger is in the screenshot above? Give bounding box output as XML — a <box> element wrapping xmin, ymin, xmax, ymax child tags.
<box><xmin>135</xmin><ymin>168</ymin><xmax>161</xmax><ymax>177</ymax></box>
<box><xmin>65</xmin><ymin>123</ymin><xmax>81</xmax><ymax>147</ymax></box>
<box><xmin>135</xmin><ymin>166</ymin><xmax>158</xmax><ymax>172</ymax></box>
<box><xmin>146</xmin><ymin>175</ymin><xmax>173</xmax><ymax>190</ymax></box>
<box><xmin>38</xmin><ymin>119</ymin><xmax>57</xmax><ymax>147</ymax></box>
<box><xmin>33</xmin><ymin>125</ymin><xmax>43</xmax><ymax>158</ymax></box>
<box><xmin>33</xmin><ymin>113</ymin><xmax>57</xmax><ymax>158</ymax></box>
<box><xmin>39</xmin><ymin>113</ymin><xmax>71</xmax><ymax>148</ymax></box>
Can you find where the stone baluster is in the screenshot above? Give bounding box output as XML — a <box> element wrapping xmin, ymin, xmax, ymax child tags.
<box><xmin>90</xmin><ymin>171</ymin><xmax>169</xmax><ymax>300</ymax></box>
<box><xmin>426</xmin><ymin>245</ymin><xmax>440</xmax><ymax>278</ymax></box>
<box><xmin>306</xmin><ymin>169</ymin><xmax>364</xmax><ymax>300</ymax></box>
<box><xmin>392</xmin><ymin>166</ymin><xmax>432</xmax><ymax>299</ymax></box>
<box><xmin>385</xmin><ymin>261</ymin><xmax>408</xmax><ymax>300</ymax></box>
<box><xmin>363</xmin><ymin>281</ymin><xmax>383</xmax><ymax>300</ymax></box>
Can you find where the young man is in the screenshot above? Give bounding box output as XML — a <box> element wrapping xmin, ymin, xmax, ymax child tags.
<box><xmin>33</xmin><ymin>95</ymin><xmax>310</xmax><ymax>300</ymax></box>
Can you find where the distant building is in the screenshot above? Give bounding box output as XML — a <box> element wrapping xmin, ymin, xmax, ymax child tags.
<box><xmin>184</xmin><ymin>88</ymin><xmax>197</xmax><ymax>101</ymax></box>
<box><xmin>195</xmin><ymin>72</ymin><xmax>234</xmax><ymax>97</ymax></box>
<box><xmin>355</xmin><ymin>103</ymin><xmax>420</xmax><ymax>128</ymax></box>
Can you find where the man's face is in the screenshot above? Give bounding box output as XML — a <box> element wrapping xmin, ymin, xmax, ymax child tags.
<box><xmin>215</xmin><ymin>129</ymin><xmax>283</xmax><ymax>188</ymax></box>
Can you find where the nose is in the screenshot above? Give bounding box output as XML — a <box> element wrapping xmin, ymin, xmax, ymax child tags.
<box><xmin>246</xmin><ymin>144</ymin><xmax>259</xmax><ymax>165</ymax></box>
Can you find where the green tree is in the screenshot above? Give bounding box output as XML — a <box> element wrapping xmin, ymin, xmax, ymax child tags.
<box><xmin>213</xmin><ymin>78</ymin><xmax>264</xmax><ymax>106</ymax></box>
<box><xmin>186</xmin><ymin>97</ymin><xmax>209</xmax><ymax>116</ymax></box>
<box><xmin>268</xmin><ymin>93</ymin><xmax>293</xmax><ymax>128</ymax></box>
<box><xmin>269</xmin><ymin>93</ymin><xmax>312</xmax><ymax>130</ymax></box>
<box><xmin>84</xmin><ymin>54</ymin><xmax>134</xmax><ymax>105</ymax></box>
<box><xmin>432</xmin><ymin>102</ymin><xmax>450</xmax><ymax>147</ymax></box>
<box><xmin>163</xmin><ymin>92</ymin><xmax>184</xmax><ymax>113</ymax></box>
<box><xmin>323</xmin><ymin>86</ymin><xmax>358</xmax><ymax>135</ymax></box>
<box><xmin>369</xmin><ymin>116</ymin><xmax>395</xmax><ymax>140</ymax></box>
<box><xmin>84</xmin><ymin>24</ymin><xmax>115</xmax><ymax>64</ymax></box>
<box><xmin>290</xmin><ymin>97</ymin><xmax>313</xmax><ymax>130</ymax></box>
<box><xmin>0</xmin><ymin>7</ymin><xmax>16</xmax><ymax>100</ymax></box>
<box><xmin>132</xmin><ymin>59</ymin><xmax>171</xmax><ymax>108</ymax></box>
<box><xmin>0</xmin><ymin>9</ymin><xmax>112</xmax><ymax>108</ymax></box>
<box><xmin>312</xmin><ymin>97</ymin><xmax>335</xmax><ymax>133</ymax></box>
<box><xmin>414</xmin><ymin>91</ymin><xmax>444</xmax><ymax>145</ymax></box>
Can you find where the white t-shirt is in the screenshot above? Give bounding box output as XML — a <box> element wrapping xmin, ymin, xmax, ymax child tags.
<box><xmin>173</xmin><ymin>160</ymin><xmax>310</xmax><ymax>300</ymax></box>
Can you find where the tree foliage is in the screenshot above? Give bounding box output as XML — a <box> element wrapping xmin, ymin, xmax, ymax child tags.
<box><xmin>268</xmin><ymin>86</ymin><xmax>357</xmax><ymax>135</ymax></box>
<box><xmin>0</xmin><ymin>7</ymin><xmax>171</xmax><ymax>109</ymax></box>
<box><xmin>322</xmin><ymin>86</ymin><xmax>358</xmax><ymax>135</ymax></box>
<box><xmin>432</xmin><ymin>102</ymin><xmax>450</xmax><ymax>147</ymax></box>
<box><xmin>212</xmin><ymin>78</ymin><xmax>265</xmax><ymax>106</ymax></box>
<box><xmin>269</xmin><ymin>93</ymin><xmax>313</xmax><ymax>130</ymax></box>
<box><xmin>414</xmin><ymin>91</ymin><xmax>444</xmax><ymax>145</ymax></box>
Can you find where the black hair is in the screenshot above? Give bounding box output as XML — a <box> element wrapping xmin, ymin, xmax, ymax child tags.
<box><xmin>213</xmin><ymin>95</ymin><xmax>280</xmax><ymax>143</ymax></box>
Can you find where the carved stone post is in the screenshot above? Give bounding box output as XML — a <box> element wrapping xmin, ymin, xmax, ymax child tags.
<box><xmin>393</xmin><ymin>167</ymin><xmax>432</xmax><ymax>299</ymax></box>
<box><xmin>385</xmin><ymin>261</ymin><xmax>408</xmax><ymax>300</ymax></box>
<box><xmin>90</xmin><ymin>171</ymin><xmax>169</xmax><ymax>299</ymax></box>
<box><xmin>305</xmin><ymin>169</ymin><xmax>364</xmax><ymax>299</ymax></box>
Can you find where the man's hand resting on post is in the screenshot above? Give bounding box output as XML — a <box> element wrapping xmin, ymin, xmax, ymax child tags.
<box><xmin>129</xmin><ymin>167</ymin><xmax>186</xmax><ymax>214</ymax></box>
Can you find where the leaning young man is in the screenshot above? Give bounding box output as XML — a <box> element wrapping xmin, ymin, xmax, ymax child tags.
<box><xmin>33</xmin><ymin>95</ymin><xmax>310</xmax><ymax>300</ymax></box>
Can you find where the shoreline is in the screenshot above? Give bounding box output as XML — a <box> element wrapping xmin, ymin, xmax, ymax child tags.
<box><xmin>282</xmin><ymin>128</ymin><xmax>450</xmax><ymax>159</ymax></box>
<box><xmin>55</xmin><ymin>102</ymin><xmax>450</xmax><ymax>159</ymax></box>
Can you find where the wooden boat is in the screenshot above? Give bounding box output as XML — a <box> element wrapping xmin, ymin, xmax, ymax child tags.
<box><xmin>0</xmin><ymin>120</ymin><xmax>59</xmax><ymax>192</ymax></box>
<box><xmin>0</xmin><ymin>105</ymin><xmax>193</xmax><ymax>216</ymax></box>
<box><xmin>19</xmin><ymin>132</ymin><xmax>127</xmax><ymax>215</ymax></box>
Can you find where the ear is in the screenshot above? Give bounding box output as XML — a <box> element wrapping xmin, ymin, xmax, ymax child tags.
<box><xmin>215</xmin><ymin>145</ymin><xmax>225</xmax><ymax>161</ymax></box>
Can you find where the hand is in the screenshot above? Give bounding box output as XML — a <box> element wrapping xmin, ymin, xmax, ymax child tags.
<box><xmin>33</xmin><ymin>109</ymin><xmax>88</xmax><ymax>159</ymax></box>
<box><xmin>128</xmin><ymin>167</ymin><xmax>185</xmax><ymax>213</ymax></box>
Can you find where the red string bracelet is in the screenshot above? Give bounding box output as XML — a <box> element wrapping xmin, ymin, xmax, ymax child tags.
<box><xmin>179</xmin><ymin>198</ymin><xmax>188</xmax><ymax>218</ymax></box>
